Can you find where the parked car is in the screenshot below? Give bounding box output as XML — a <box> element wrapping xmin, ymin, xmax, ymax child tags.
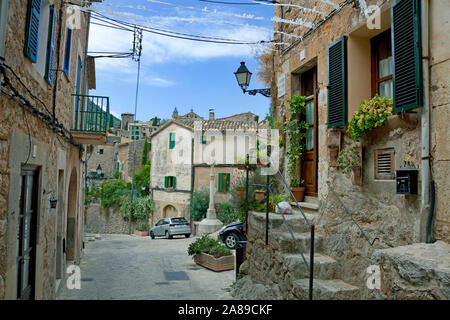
<box><xmin>218</xmin><ymin>222</ymin><xmax>246</xmax><ymax>249</ymax></box>
<box><xmin>149</xmin><ymin>217</ymin><xmax>191</xmax><ymax>239</ymax></box>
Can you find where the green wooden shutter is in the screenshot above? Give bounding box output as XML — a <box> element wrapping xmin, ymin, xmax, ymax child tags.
<box><xmin>164</xmin><ymin>176</ymin><xmax>168</xmax><ymax>188</ymax></box>
<box><xmin>225</xmin><ymin>174</ymin><xmax>230</xmax><ymax>192</ymax></box>
<box><xmin>44</xmin><ymin>5</ymin><xmax>56</xmax><ymax>83</ymax></box>
<box><xmin>218</xmin><ymin>173</ymin><xmax>223</xmax><ymax>192</ymax></box>
<box><xmin>327</xmin><ymin>36</ymin><xmax>347</xmax><ymax>128</ymax></box>
<box><xmin>169</xmin><ymin>132</ymin><xmax>175</xmax><ymax>149</ymax></box>
<box><xmin>201</xmin><ymin>135</ymin><xmax>206</xmax><ymax>144</ymax></box>
<box><xmin>391</xmin><ymin>0</ymin><xmax>423</xmax><ymax>113</ymax></box>
<box><xmin>63</xmin><ymin>28</ymin><xmax>72</xmax><ymax>74</ymax></box>
<box><xmin>24</xmin><ymin>0</ymin><xmax>42</xmax><ymax>63</ymax></box>
<box><xmin>172</xmin><ymin>177</ymin><xmax>176</xmax><ymax>189</ymax></box>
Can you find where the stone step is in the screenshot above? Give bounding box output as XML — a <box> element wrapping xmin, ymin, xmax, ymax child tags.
<box><xmin>271</xmin><ymin>231</ymin><xmax>323</xmax><ymax>253</ymax></box>
<box><xmin>284</xmin><ymin>253</ymin><xmax>337</xmax><ymax>280</ymax></box>
<box><xmin>291</xmin><ymin>201</ymin><xmax>320</xmax><ymax>215</ymax></box>
<box><xmin>292</xmin><ymin>279</ymin><xmax>360</xmax><ymax>300</ymax></box>
<box><xmin>249</xmin><ymin>211</ymin><xmax>317</xmax><ymax>234</ymax></box>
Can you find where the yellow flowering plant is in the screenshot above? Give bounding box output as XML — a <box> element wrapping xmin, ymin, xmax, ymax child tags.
<box><xmin>347</xmin><ymin>95</ymin><xmax>393</xmax><ymax>141</ymax></box>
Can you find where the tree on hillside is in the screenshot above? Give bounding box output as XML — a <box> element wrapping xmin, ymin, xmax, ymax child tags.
<box><xmin>142</xmin><ymin>137</ymin><xmax>150</xmax><ymax>165</ymax></box>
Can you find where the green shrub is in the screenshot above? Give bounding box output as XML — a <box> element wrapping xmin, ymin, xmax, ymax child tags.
<box><xmin>100</xmin><ymin>179</ymin><xmax>131</xmax><ymax>211</ymax></box>
<box><xmin>187</xmin><ymin>235</ymin><xmax>231</xmax><ymax>258</ymax></box>
<box><xmin>217</xmin><ymin>202</ymin><xmax>239</xmax><ymax>225</ymax></box>
<box><xmin>190</xmin><ymin>189</ymin><xmax>209</xmax><ymax>221</ymax></box>
<box><xmin>121</xmin><ymin>196</ymin><xmax>154</xmax><ymax>221</ymax></box>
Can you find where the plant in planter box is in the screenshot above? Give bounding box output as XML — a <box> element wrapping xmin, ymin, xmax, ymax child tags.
<box><xmin>254</xmin><ymin>189</ymin><xmax>266</xmax><ymax>201</ymax></box>
<box><xmin>188</xmin><ymin>236</ymin><xmax>233</xmax><ymax>271</ymax></box>
<box><xmin>134</xmin><ymin>223</ymin><xmax>149</xmax><ymax>236</ymax></box>
<box><xmin>347</xmin><ymin>95</ymin><xmax>393</xmax><ymax>141</ymax></box>
<box><xmin>235</xmin><ymin>185</ymin><xmax>245</xmax><ymax>197</ymax></box>
<box><xmin>337</xmin><ymin>146</ymin><xmax>362</xmax><ymax>185</ymax></box>
<box><xmin>285</xmin><ymin>94</ymin><xmax>308</xmax><ymax>201</ymax></box>
<box><xmin>290</xmin><ymin>177</ymin><xmax>306</xmax><ymax>203</ymax></box>
<box><xmin>269</xmin><ymin>193</ymin><xmax>289</xmax><ymax>212</ymax></box>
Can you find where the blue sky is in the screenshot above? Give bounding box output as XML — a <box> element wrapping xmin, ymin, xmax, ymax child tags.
<box><xmin>87</xmin><ymin>0</ymin><xmax>276</xmax><ymax>122</ymax></box>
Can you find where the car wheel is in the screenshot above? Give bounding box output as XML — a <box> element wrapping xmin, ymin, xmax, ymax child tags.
<box><xmin>225</xmin><ymin>233</ymin><xmax>239</xmax><ymax>249</ymax></box>
<box><xmin>165</xmin><ymin>231</ymin><xmax>172</xmax><ymax>239</ymax></box>
<box><xmin>185</xmin><ymin>234</ymin><xmax>190</xmax><ymax>238</ymax></box>
<box><xmin>150</xmin><ymin>231</ymin><xmax>155</xmax><ymax>239</ymax></box>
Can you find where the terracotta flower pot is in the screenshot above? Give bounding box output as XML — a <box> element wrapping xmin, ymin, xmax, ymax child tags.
<box><xmin>237</xmin><ymin>163</ymin><xmax>246</xmax><ymax>170</ymax></box>
<box><xmin>236</xmin><ymin>188</ymin><xmax>244</xmax><ymax>197</ymax></box>
<box><xmin>291</xmin><ymin>187</ymin><xmax>306</xmax><ymax>203</ymax></box>
<box><xmin>194</xmin><ymin>252</ymin><xmax>234</xmax><ymax>272</ymax></box>
<box><xmin>255</xmin><ymin>190</ymin><xmax>265</xmax><ymax>201</ymax></box>
<box><xmin>134</xmin><ymin>230</ymin><xmax>149</xmax><ymax>237</ymax></box>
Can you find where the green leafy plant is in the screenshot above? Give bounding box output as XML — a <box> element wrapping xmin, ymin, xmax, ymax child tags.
<box><xmin>337</xmin><ymin>147</ymin><xmax>361</xmax><ymax>174</ymax></box>
<box><xmin>269</xmin><ymin>193</ymin><xmax>289</xmax><ymax>211</ymax></box>
<box><xmin>285</xmin><ymin>95</ymin><xmax>308</xmax><ymax>186</ymax></box>
<box><xmin>190</xmin><ymin>189</ymin><xmax>209</xmax><ymax>221</ymax></box>
<box><xmin>217</xmin><ymin>202</ymin><xmax>240</xmax><ymax>225</ymax></box>
<box><xmin>236</xmin><ymin>185</ymin><xmax>244</xmax><ymax>191</ymax></box>
<box><xmin>100</xmin><ymin>179</ymin><xmax>132</xmax><ymax>212</ymax></box>
<box><xmin>289</xmin><ymin>177</ymin><xmax>305</xmax><ymax>188</ymax></box>
<box><xmin>142</xmin><ymin>138</ymin><xmax>150</xmax><ymax>165</ymax></box>
<box><xmin>133</xmin><ymin>159</ymin><xmax>150</xmax><ymax>197</ymax></box>
<box><xmin>347</xmin><ymin>95</ymin><xmax>393</xmax><ymax>141</ymax></box>
<box><xmin>85</xmin><ymin>186</ymin><xmax>101</xmax><ymax>205</ymax></box>
<box><xmin>188</xmin><ymin>235</ymin><xmax>232</xmax><ymax>258</ymax></box>
<box><xmin>121</xmin><ymin>196</ymin><xmax>154</xmax><ymax>221</ymax></box>
<box><xmin>136</xmin><ymin>223</ymin><xmax>149</xmax><ymax>232</ymax></box>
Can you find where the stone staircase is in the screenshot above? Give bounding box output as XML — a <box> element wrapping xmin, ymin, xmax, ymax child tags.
<box><xmin>245</xmin><ymin>198</ymin><xmax>360</xmax><ymax>300</ymax></box>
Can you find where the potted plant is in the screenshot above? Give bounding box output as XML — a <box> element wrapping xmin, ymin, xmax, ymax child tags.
<box><xmin>236</xmin><ymin>185</ymin><xmax>245</xmax><ymax>197</ymax></box>
<box><xmin>290</xmin><ymin>177</ymin><xmax>306</xmax><ymax>202</ymax></box>
<box><xmin>337</xmin><ymin>146</ymin><xmax>362</xmax><ymax>185</ymax></box>
<box><xmin>188</xmin><ymin>236</ymin><xmax>234</xmax><ymax>272</ymax></box>
<box><xmin>254</xmin><ymin>189</ymin><xmax>266</xmax><ymax>201</ymax></box>
<box><xmin>134</xmin><ymin>223</ymin><xmax>149</xmax><ymax>237</ymax></box>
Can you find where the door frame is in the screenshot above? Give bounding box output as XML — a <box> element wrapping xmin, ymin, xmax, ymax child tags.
<box><xmin>300</xmin><ymin>66</ymin><xmax>318</xmax><ymax>197</ymax></box>
<box><xmin>16</xmin><ymin>165</ymin><xmax>39</xmax><ymax>300</ymax></box>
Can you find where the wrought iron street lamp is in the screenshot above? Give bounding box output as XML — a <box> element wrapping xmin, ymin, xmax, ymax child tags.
<box><xmin>234</xmin><ymin>61</ymin><xmax>271</xmax><ymax>97</ymax></box>
<box><xmin>96</xmin><ymin>164</ymin><xmax>103</xmax><ymax>176</ymax></box>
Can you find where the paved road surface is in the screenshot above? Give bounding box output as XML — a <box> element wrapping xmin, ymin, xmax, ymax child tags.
<box><xmin>57</xmin><ymin>234</ymin><xmax>235</xmax><ymax>300</ymax></box>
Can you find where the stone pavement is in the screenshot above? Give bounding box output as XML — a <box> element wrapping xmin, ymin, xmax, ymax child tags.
<box><xmin>57</xmin><ymin>234</ymin><xmax>235</xmax><ymax>300</ymax></box>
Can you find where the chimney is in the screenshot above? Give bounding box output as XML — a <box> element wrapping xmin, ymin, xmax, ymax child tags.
<box><xmin>209</xmin><ymin>109</ymin><xmax>215</xmax><ymax>120</ymax></box>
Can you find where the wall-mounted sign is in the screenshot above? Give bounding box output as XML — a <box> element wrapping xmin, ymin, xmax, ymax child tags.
<box><xmin>277</xmin><ymin>74</ymin><xmax>286</xmax><ymax>98</ymax></box>
<box><xmin>300</xmin><ymin>50</ymin><xmax>306</xmax><ymax>61</ymax></box>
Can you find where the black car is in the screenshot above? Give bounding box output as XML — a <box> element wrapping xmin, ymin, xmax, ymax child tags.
<box><xmin>218</xmin><ymin>222</ymin><xmax>246</xmax><ymax>249</ymax></box>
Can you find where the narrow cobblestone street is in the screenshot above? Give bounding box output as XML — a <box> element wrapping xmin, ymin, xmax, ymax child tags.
<box><xmin>57</xmin><ymin>234</ymin><xmax>235</xmax><ymax>300</ymax></box>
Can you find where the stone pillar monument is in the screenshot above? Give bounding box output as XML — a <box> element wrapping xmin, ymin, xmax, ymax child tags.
<box><xmin>197</xmin><ymin>162</ymin><xmax>223</xmax><ymax>235</ymax></box>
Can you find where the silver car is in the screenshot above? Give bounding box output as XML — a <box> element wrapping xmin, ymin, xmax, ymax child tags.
<box><xmin>149</xmin><ymin>217</ymin><xmax>191</xmax><ymax>239</ymax></box>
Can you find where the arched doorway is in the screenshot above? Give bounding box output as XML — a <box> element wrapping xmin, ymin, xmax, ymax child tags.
<box><xmin>66</xmin><ymin>169</ymin><xmax>78</xmax><ymax>261</ymax></box>
<box><xmin>163</xmin><ymin>205</ymin><xmax>178</xmax><ymax>218</ymax></box>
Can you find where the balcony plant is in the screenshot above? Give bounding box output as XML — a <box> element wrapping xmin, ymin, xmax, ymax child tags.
<box><xmin>285</xmin><ymin>94</ymin><xmax>308</xmax><ymax>201</ymax></box>
<box><xmin>188</xmin><ymin>236</ymin><xmax>234</xmax><ymax>272</ymax></box>
<box><xmin>347</xmin><ymin>95</ymin><xmax>393</xmax><ymax>141</ymax></box>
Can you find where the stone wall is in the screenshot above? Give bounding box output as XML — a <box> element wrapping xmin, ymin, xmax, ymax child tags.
<box><xmin>0</xmin><ymin>0</ymin><xmax>90</xmax><ymax>299</ymax></box>
<box><xmin>85</xmin><ymin>204</ymin><xmax>146</xmax><ymax>234</ymax></box>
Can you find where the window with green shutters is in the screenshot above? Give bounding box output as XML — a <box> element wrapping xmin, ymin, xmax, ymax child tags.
<box><xmin>164</xmin><ymin>176</ymin><xmax>176</xmax><ymax>189</ymax></box>
<box><xmin>169</xmin><ymin>132</ymin><xmax>175</xmax><ymax>149</ymax></box>
<box><xmin>218</xmin><ymin>173</ymin><xmax>230</xmax><ymax>192</ymax></box>
<box><xmin>24</xmin><ymin>0</ymin><xmax>42</xmax><ymax>63</ymax></box>
<box><xmin>391</xmin><ymin>0</ymin><xmax>423</xmax><ymax>113</ymax></box>
<box><xmin>201</xmin><ymin>135</ymin><xmax>206</xmax><ymax>144</ymax></box>
<box><xmin>44</xmin><ymin>5</ymin><xmax>56</xmax><ymax>84</ymax></box>
<box><xmin>327</xmin><ymin>36</ymin><xmax>347</xmax><ymax>128</ymax></box>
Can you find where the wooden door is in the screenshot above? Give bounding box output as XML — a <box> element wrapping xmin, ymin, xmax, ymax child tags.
<box><xmin>300</xmin><ymin>67</ymin><xmax>318</xmax><ymax>197</ymax></box>
<box><xmin>17</xmin><ymin>166</ymin><xmax>39</xmax><ymax>300</ymax></box>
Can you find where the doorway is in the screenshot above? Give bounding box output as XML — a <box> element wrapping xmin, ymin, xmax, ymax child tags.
<box><xmin>16</xmin><ymin>166</ymin><xmax>39</xmax><ymax>300</ymax></box>
<box><xmin>66</xmin><ymin>169</ymin><xmax>78</xmax><ymax>261</ymax></box>
<box><xmin>300</xmin><ymin>67</ymin><xmax>318</xmax><ymax>197</ymax></box>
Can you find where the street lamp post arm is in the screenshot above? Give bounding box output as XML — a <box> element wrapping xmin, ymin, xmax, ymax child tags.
<box><xmin>242</xmin><ymin>87</ymin><xmax>271</xmax><ymax>98</ymax></box>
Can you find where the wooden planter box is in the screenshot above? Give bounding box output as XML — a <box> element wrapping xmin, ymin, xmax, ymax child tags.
<box><xmin>194</xmin><ymin>252</ymin><xmax>234</xmax><ymax>272</ymax></box>
<box><xmin>134</xmin><ymin>230</ymin><xmax>149</xmax><ymax>237</ymax></box>
<box><xmin>236</xmin><ymin>189</ymin><xmax>245</xmax><ymax>197</ymax></box>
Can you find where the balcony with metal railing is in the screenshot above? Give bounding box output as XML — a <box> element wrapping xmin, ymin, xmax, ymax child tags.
<box><xmin>70</xmin><ymin>94</ymin><xmax>116</xmax><ymax>145</ymax></box>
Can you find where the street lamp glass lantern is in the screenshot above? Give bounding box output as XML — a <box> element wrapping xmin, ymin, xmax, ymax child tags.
<box><xmin>96</xmin><ymin>164</ymin><xmax>102</xmax><ymax>176</ymax></box>
<box><xmin>234</xmin><ymin>61</ymin><xmax>252</xmax><ymax>88</ymax></box>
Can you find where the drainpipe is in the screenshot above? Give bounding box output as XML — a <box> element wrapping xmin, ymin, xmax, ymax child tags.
<box><xmin>420</xmin><ymin>0</ymin><xmax>432</xmax><ymax>242</ymax></box>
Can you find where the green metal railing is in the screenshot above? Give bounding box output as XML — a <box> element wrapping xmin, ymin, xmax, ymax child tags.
<box><xmin>72</xmin><ymin>94</ymin><xmax>110</xmax><ymax>133</ymax></box>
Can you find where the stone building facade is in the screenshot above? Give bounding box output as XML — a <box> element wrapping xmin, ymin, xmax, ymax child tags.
<box><xmin>0</xmin><ymin>0</ymin><xmax>100</xmax><ymax>299</ymax></box>
<box><xmin>237</xmin><ymin>0</ymin><xmax>449</xmax><ymax>299</ymax></box>
<box><xmin>150</xmin><ymin>111</ymin><xmax>263</xmax><ymax>225</ymax></box>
